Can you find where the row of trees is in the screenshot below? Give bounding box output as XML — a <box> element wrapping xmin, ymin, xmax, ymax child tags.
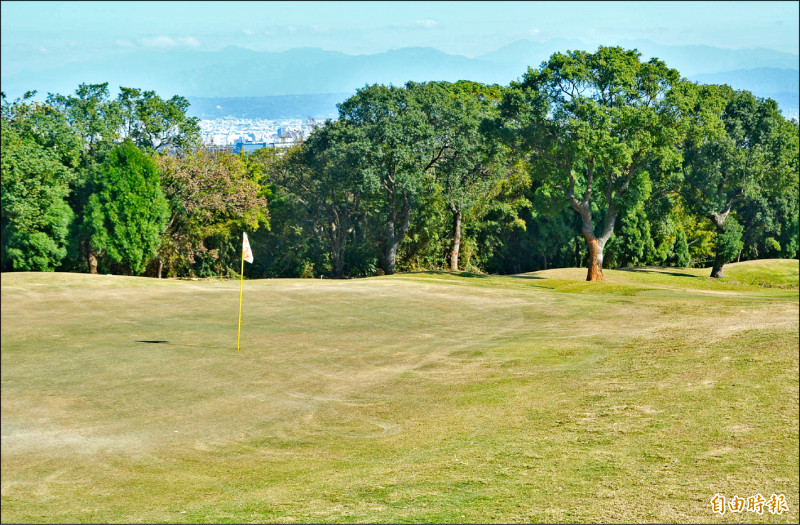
<box><xmin>1</xmin><ymin>83</ymin><xmax>267</xmax><ymax>277</ymax></box>
<box><xmin>2</xmin><ymin>47</ymin><xmax>798</xmax><ymax>281</ymax></box>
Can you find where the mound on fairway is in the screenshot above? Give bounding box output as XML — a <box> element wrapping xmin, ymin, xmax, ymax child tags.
<box><xmin>2</xmin><ymin>260</ymin><xmax>798</xmax><ymax>523</ymax></box>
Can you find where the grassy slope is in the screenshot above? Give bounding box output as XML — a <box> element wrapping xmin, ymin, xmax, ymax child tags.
<box><xmin>1</xmin><ymin>260</ymin><xmax>798</xmax><ymax>523</ymax></box>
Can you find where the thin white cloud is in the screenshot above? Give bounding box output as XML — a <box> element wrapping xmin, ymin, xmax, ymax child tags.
<box><xmin>415</xmin><ymin>19</ymin><xmax>438</xmax><ymax>28</ymax></box>
<box><xmin>243</xmin><ymin>29</ymin><xmax>254</xmax><ymax>36</ymax></box>
<box><xmin>115</xmin><ymin>39</ymin><xmax>135</xmax><ymax>48</ymax></box>
<box><xmin>140</xmin><ymin>36</ymin><xmax>200</xmax><ymax>48</ymax></box>
<box><xmin>177</xmin><ymin>37</ymin><xmax>201</xmax><ymax>47</ymax></box>
<box><xmin>140</xmin><ymin>36</ymin><xmax>176</xmax><ymax>47</ymax></box>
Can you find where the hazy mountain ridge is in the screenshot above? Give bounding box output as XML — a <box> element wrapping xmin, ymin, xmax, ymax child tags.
<box><xmin>689</xmin><ymin>67</ymin><xmax>798</xmax><ymax>93</ymax></box>
<box><xmin>688</xmin><ymin>68</ymin><xmax>799</xmax><ymax>118</ymax></box>
<box><xmin>187</xmin><ymin>93</ymin><xmax>350</xmax><ymax>119</ymax></box>
<box><xmin>2</xmin><ymin>40</ymin><xmax>797</xmax><ymax>118</ymax></box>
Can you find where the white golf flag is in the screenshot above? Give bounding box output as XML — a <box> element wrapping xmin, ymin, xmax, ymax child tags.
<box><xmin>242</xmin><ymin>232</ymin><xmax>254</xmax><ymax>263</ymax></box>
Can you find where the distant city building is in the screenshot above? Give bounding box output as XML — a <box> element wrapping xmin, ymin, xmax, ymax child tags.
<box><xmin>231</xmin><ymin>141</ymin><xmax>295</xmax><ymax>154</ymax></box>
<box><xmin>233</xmin><ymin>142</ymin><xmax>269</xmax><ymax>154</ymax></box>
<box><xmin>199</xmin><ymin>117</ymin><xmax>314</xmax><ymax>147</ymax></box>
<box><xmin>205</xmin><ymin>144</ymin><xmax>233</xmax><ymax>153</ymax></box>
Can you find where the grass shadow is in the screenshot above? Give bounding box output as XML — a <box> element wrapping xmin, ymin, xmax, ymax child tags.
<box><xmin>508</xmin><ymin>275</ymin><xmax>546</xmax><ymax>280</ymax></box>
<box><xmin>617</xmin><ymin>267</ymin><xmax>700</xmax><ymax>279</ymax></box>
<box><xmin>408</xmin><ymin>270</ymin><xmax>489</xmax><ymax>279</ymax></box>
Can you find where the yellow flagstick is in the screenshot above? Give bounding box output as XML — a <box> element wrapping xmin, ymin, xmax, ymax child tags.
<box><xmin>237</xmin><ymin>232</ymin><xmax>254</xmax><ymax>350</ymax></box>
<box><xmin>236</xmin><ymin>242</ymin><xmax>245</xmax><ymax>351</ymax></box>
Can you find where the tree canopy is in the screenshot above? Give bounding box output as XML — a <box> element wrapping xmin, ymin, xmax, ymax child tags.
<box><xmin>681</xmin><ymin>85</ymin><xmax>799</xmax><ymax>277</ymax></box>
<box><xmin>82</xmin><ymin>141</ymin><xmax>169</xmax><ymax>275</ymax></box>
<box><xmin>500</xmin><ymin>46</ymin><xmax>689</xmax><ymax>280</ymax></box>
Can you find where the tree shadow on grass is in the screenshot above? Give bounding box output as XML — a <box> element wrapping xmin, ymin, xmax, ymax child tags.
<box><xmin>408</xmin><ymin>270</ymin><xmax>489</xmax><ymax>278</ymax></box>
<box><xmin>617</xmin><ymin>267</ymin><xmax>699</xmax><ymax>279</ymax></box>
<box><xmin>508</xmin><ymin>274</ymin><xmax>546</xmax><ymax>280</ymax></box>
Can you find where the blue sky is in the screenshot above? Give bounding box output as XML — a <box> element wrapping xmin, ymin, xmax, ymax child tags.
<box><xmin>1</xmin><ymin>0</ymin><xmax>798</xmax><ymax>77</ymax></box>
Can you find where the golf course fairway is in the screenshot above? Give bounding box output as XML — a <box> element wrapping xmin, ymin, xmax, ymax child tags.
<box><xmin>2</xmin><ymin>259</ymin><xmax>798</xmax><ymax>523</ymax></box>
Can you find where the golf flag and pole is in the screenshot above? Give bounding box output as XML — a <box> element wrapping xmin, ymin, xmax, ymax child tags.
<box><xmin>237</xmin><ymin>232</ymin><xmax>254</xmax><ymax>350</ymax></box>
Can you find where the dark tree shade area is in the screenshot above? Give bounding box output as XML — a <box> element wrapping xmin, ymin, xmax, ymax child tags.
<box><xmin>2</xmin><ymin>48</ymin><xmax>798</xmax><ymax>279</ymax></box>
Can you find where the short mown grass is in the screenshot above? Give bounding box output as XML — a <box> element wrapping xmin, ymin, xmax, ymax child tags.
<box><xmin>1</xmin><ymin>259</ymin><xmax>798</xmax><ymax>523</ymax></box>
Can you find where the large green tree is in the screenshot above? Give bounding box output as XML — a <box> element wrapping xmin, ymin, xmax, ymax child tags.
<box><xmin>414</xmin><ymin>81</ymin><xmax>508</xmax><ymax>271</ymax></box>
<box><xmin>500</xmin><ymin>46</ymin><xmax>688</xmax><ymax>280</ymax></box>
<box><xmin>47</xmin><ymin>83</ymin><xmax>122</xmax><ymax>159</ymax></box>
<box><xmin>1</xmin><ymin>92</ymin><xmax>83</xmax><ymax>272</ymax></box>
<box><xmin>247</xmin><ymin>145</ymin><xmax>324</xmax><ymax>278</ymax></box>
<box><xmin>337</xmin><ymin>83</ymin><xmax>438</xmax><ymax>275</ymax></box>
<box><xmin>1</xmin><ymin>91</ymin><xmax>83</xmax><ymax>169</ymax></box>
<box><xmin>285</xmin><ymin>120</ymin><xmax>373</xmax><ymax>277</ymax></box>
<box><xmin>123</xmin><ymin>89</ymin><xmax>200</xmax><ymax>152</ymax></box>
<box><xmin>48</xmin><ymin>83</ymin><xmax>200</xmax><ymax>156</ymax></box>
<box><xmin>82</xmin><ymin>141</ymin><xmax>169</xmax><ymax>275</ymax></box>
<box><xmin>681</xmin><ymin>85</ymin><xmax>799</xmax><ymax>278</ymax></box>
<box><xmin>1</xmin><ymin>124</ymin><xmax>75</xmax><ymax>271</ymax></box>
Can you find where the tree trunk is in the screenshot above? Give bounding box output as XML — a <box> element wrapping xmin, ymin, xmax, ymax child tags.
<box><xmin>710</xmin><ymin>224</ymin><xmax>726</xmax><ymax>278</ymax></box>
<box><xmin>384</xmin><ymin>191</ymin><xmax>410</xmax><ymax>275</ymax></box>
<box><xmin>88</xmin><ymin>245</ymin><xmax>98</xmax><ymax>275</ymax></box>
<box><xmin>332</xmin><ymin>250</ymin><xmax>344</xmax><ymax>278</ymax></box>
<box><xmin>385</xmin><ymin>212</ymin><xmax>396</xmax><ymax>275</ymax></box>
<box><xmin>708</xmin><ymin>211</ymin><xmax>730</xmax><ymax>279</ymax></box>
<box><xmin>330</xmin><ymin>222</ymin><xmax>345</xmax><ymax>278</ymax></box>
<box><xmin>583</xmin><ymin>232</ymin><xmax>605</xmax><ymax>281</ymax></box>
<box><xmin>710</xmin><ymin>249</ymin><xmax>725</xmax><ymax>279</ymax></box>
<box><xmin>157</xmin><ymin>256</ymin><xmax>164</xmax><ymax>279</ymax></box>
<box><xmin>573</xmin><ymin>202</ymin><xmax>613</xmax><ymax>282</ymax></box>
<box><xmin>450</xmin><ymin>208</ymin><xmax>462</xmax><ymax>271</ymax></box>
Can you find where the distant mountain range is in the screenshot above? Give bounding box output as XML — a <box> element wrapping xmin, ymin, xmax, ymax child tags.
<box><xmin>2</xmin><ymin>40</ymin><xmax>797</xmax><ymax>119</ymax></box>
<box><xmin>187</xmin><ymin>93</ymin><xmax>350</xmax><ymax>120</ymax></box>
<box><xmin>689</xmin><ymin>67</ymin><xmax>799</xmax><ymax>119</ymax></box>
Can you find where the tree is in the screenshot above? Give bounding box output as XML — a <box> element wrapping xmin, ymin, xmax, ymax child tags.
<box><xmin>281</xmin><ymin>120</ymin><xmax>372</xmax><ymax>277</ymax></box>
<box><xmin>155</xmin><ymin>149</ymin><xmax>268</xmax><ymax>278</ymax></box>
<box><xmin>47</xmin><ymin>83</ymin><xmax>122</xmax><ymax>159</ymax></box>
<box><xmin>82</xmin><ymin>141</ymin><xmax>169</xmax><ymax>275</ymax></box>
<box><xmin>500</xmin><ymin>46</ymin><xmax>687</xmax><ymax>280</ymax></box>
<box><xmin>1</xmin><ymin>91</ymin><xmax>83</xmax><ymax>169</ymax></box>
<box><xmin>127</xmin><ymin>90</ymin><xmax>200</xmax><ymax>152</ymax></box>
<box><xmin>117</xmin><ymin>86</ymin><xmax>142</xmax><ymax>140</ymax></box>
<box><xmin>681</xmin><ymin>86</ymin><xmax>798</xmax><ymax>278</ymax></box>
<box><xmin>337</xmin><ymin>83</ymin><xmax>437</xmax><ymax>275</ymax></box>
<box><xmin>1</xmin><ymin>125</ymin><xmax>75</xmax><ymax>271</ymax></box>
<box><xmin>48</xmin><ymin>83</ymin><xmax>200</xmax><ymax>156</ymax></box>
<box><xmin>605</xmin><ymin>201</ymin><xmax>656</xmax><ymax>268</ymax></box>
<box><xmin>244</xmin><ymin>145</ymin><xmax>329</xmax><ymax>278</ymax></box>
<box><xmin>414</xmin><ymin>81</ymin><xmax>507</xmax><ymax>271</ymax></box>
<box><xmin>715</xmin><ymin>215</ymin><xmax>744</xmax><ymax>269</ymax></box>
<box><xmin>672</xmin><ymin>228</ymin><xmax>691</xmax><ymax>268</ymax></box>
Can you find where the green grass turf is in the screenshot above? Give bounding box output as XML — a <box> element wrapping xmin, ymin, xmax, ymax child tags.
<box><xmin>1</xmin><ymin>259</ymin><xmax>798</xmax><ymax>523</ymax></box>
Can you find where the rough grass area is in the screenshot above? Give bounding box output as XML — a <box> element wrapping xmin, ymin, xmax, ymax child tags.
<box><xmin>2</xmin><ymin>260</ymin><xmax>798</xmax><ymax>523</ymax></box>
